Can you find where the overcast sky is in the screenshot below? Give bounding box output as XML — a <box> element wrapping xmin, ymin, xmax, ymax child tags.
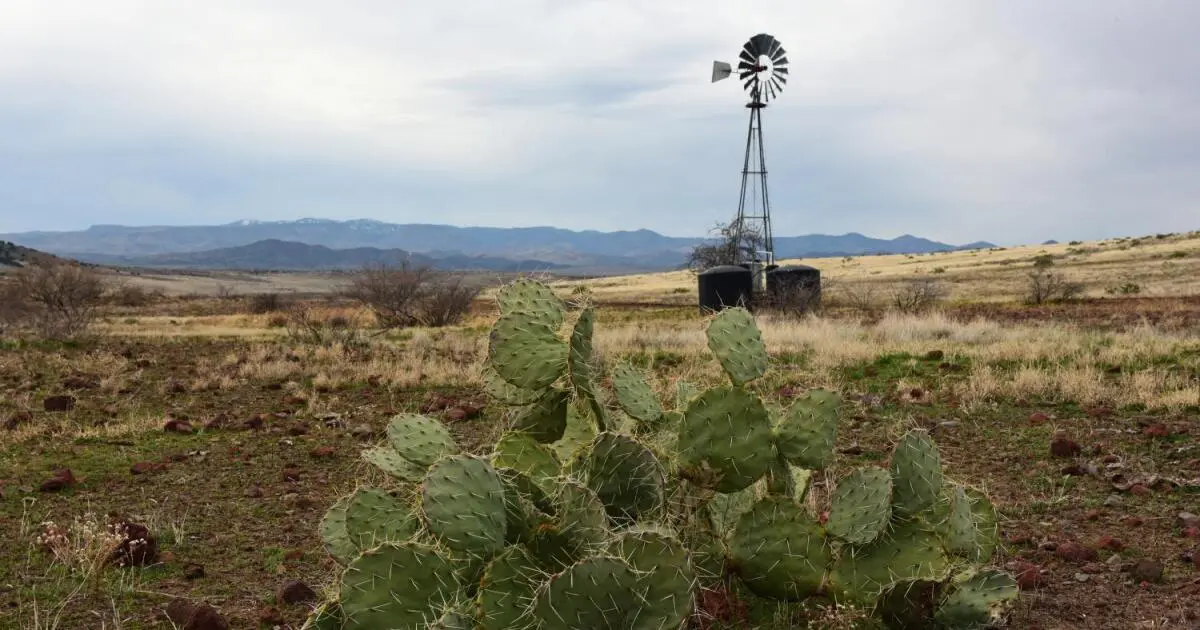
<box><xmin>1</xmin><ymin>1</ymin><xmax>1197</xmax><ymax>245</ymax></box>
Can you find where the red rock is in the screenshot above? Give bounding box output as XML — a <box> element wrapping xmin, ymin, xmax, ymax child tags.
<box><xmin>3</xmin><ymin>410</ymin><xmax>33</xmax><ymax>430</ymax></box>
<box><xmin>1100</xmin><ymin>454</ymin><xmax>1120</xmax><ymax>464</ymax></box>
<box><xmin>1184</xmin><ymin>527</ymin><xmax>1200</xmax><ymax>539</ymax></box>
<box><xmin>257</xmin><ymin>606</ymin><xmax>285</xmax><ymax>626</ymax></box>
<box><xmin>310</xmin><ymin>446</ymin><xmax>335</xmax><ymax>458</ymax></box>
<box><xmin>1014</xmin><ymin>561</ymin><xmax>1045</xmax><ymax>590</ymax></box>
<box><xmin>183</xmin><ymin>562</ymin><xmax>205</xmax><ymax>580</ymax></box>
<box><xmin>1085</xmin><ymin>509</ymin><xmax>1104</xmax><ymax>521</ymax></box>
<box><xmin>277</xmin><ymin>580</ymin><xmax>318</xmax><ymax>605</ymax></box>
<box><xmin>1123</xmin><ymin>516</ymin><xmax>1145</xmax><ymax>527</ymax></box>
<box><xmin>1056</xmin><ymin>542</ymin><xmax>1099</xmax><ymax>563</ymax></box>
<box><xmin>1097</xmin><ymin>536</ymin><xmax>1125</xmax><ymax>551</ymax></box>
<box><xmin>282</xmin><ymin>467</ymin><xmax>301</xmax><ymax>482</ymax></box>
<box><xmin>286</xmin><ymin>424</ymin><xmax>309</xmax><ymax>436</ymax></box>
<box><xmin>1143</xmin><ymin>423</ymin><xmax>1171</xmax><ymax>438</ymax></box>
<box><xmin>109</xmin><ymin>521</ymin><xmax>158</xmax><ymax>567</ymax></box>
<box><xmin>1130</xmin><ymin>484</ymin><xmax>1151</xmax><ymax>497</ymax></box>
<box><xmin>283</xmin><ymin>549</ymin><xmax>303</xmax><ymax>561</ymax></box>
<box><xmin>38</xmin><ymin>468</ymin><xmax>75</xmax><ymax>492</ymax></box>
<box><xmin>1050</xmin><ymin>432</ymin><xmax>1082</xmax><ymax>458</ymax></box>
<box><xmin>242</xmin><ymin>415</ymin><xmax>264</xmax><ymax>430</ymax></box>
<box><xmin>163</xmin><ymin>419</ymin><xmax>195</xmax><ymax>434</ymax></box>
<box><xmin>1086</xmin><ymin>406</ymin><xmax>1114</xmax><ymax>418</ymax></box>
<box><xmin>1129</xmin><ymin>558</ymin><xmax>1164</xmax><ymax>583</ymax></box>
<box><xmin>1028</xmin><ymin>412</ymin><xmax>1049</xmax><ymax>425</ymax></box>
<box><xmin>165</xmin><ymin>599</ymin><xmax>230</xmax><ymax>630</ymax></box>
<box><xmin>130</xmin><ymin>461</ymin><xmax>165</xmax><ymax>475</ymax></box>
<box><xmin>42</xmin><ymin>395</ymin><xmax>76</xmax><ymax>412</ymax></box>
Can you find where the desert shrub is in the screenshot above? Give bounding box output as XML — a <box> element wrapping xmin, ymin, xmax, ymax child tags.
<box><xmin>830</xmin><ymin>282</ymin><xmax>883</xmax><ymax>316</ymax></box>
<box><xmin>343</xmin><ymin>263</ymin><xmax>479</xmax><ymax>328</ymax></box>
<box><xmin>1026</xmin><ymin>268</ymin><xmax>1084</xmax><ymax>304</ymax></box>
<box><xmin>5</xmin><ymin>262</ymin><xmax>107</xmax><ymax>338</ymax></box>
<box><xmin>686</xmin><ymin>220</ymin><xmax>764</xmax><ymax>271</ymax></box>
<box><xmin>1105</xmin><ymin>282</ymin><xmax>1142</xmax><ymax>296</ymax></box>
<box><xmin>283</xmin><ymin>304</ymin><xmax>363</xmax><ymax>348</ymax></box>
<box><xmin>889</xmin><ymin>278</ymin><xmax>946</xmax><ymax>314</ymax></box>
<box><xmin>247</xmin><ymin>292</ymin><xmax>282</xmax><ymax>314</ymax></box>
<box><xmin>106</xmin><ymin>282</ymin><xmax>159</xmax><ymax>307</ymax></box>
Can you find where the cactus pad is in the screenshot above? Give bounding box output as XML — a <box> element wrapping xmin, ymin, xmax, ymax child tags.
<box><xmin>550</xmin><ymin>403</ymin><xmax>599</xmax><ymax>463</ymax></box>
<box><xmin>512</xmin><ymin>388</ymin><xmax>570</xmax><ymax>444</ymax></box>
<box><xmin>490</xmin><ymin>312</ymin><xmax>569</xmax><ymax>391</ymax></box>
<box><xmin>677</xmin><ymin>386</ymin><xmax>774</xmax><ymax>493</ymax></box>
<box><xmin>889</xmin><ymin>429</ymin><xmax>944</xmax><ymax>517</ymax></box>
<box><xmin>303</xmin><ymin>602</ymin><xmax>342</xmax><ymax>630</ymax></box>
<box><xmin>578</xmin><ymin>432</ymin><xmax>666</xmax><ymax>525</ymax></box>
<box><xmin>319</xmin><ymin>495</ymin><xmax>357</xmax><ymax>565</ymax></box>
<box><xmin>875</xmin><ymin>579</ymin><xmax>942</xmax><ymax>630</ymax></box>
<box><xmin>774</xmin><ymin>389</ymin><xmax>841</xmax><ymax>469</ymax></box>
<box><xmin>421</xmin><ymin>455</ymin><xmax>508</xmax><ymax>557</ymax></box>
<box><xmin>705</xmin><ymin>307</ymin><xmax>769</xmax><ymax>386</ymax></box>
<box><xmin>556</xmin><ymin>481</ymin><xmax>609</xmax><ymax>553</ymax></box>
<box><xmin>477</xmin><ymin>546</ymin><xmax>541</xmax><ymax>630</ymax></box>
<box><xmin>610</xmin><ymin>362</ymin><xmax>663</xmax><ymax>425</ymax></box>
<box><xmin>344</xmin><ymin>487</ymin><xmax>419</xmax><ymax>551</ymax></box>
<box><xmin>362</xmin><ymin>446</ymin><xmax>427</xmax><ymax>482</ymax></box>
<box><xmin>763</xmin><ymin>452</ymin><xmax>796</xmax><ymax>497</ymax></box>
<box><xmin>498</xmin><ymin>278</ymin><xmax>566</xmax><ymax>329</ymax></box>
<box><xmin>568</xmin><ymin>307</ymin><xmax>596</xmax><ymax>392</ymax></box>
<box><xmin>830</xmin><ymin>518</ymin><xmax>952</xmax><ymax>606</ymax></box>
<box><xmin>387</xmin><ymin>413</ymin><xmax>458</xmax><ymax>467</ymax></box>
<box><xmin>612</xmin><ymin>529</ymin><xmax>696</xmax><ymax>630</ymax></box>
<box><xmin>826</xmin><ymin>467</ymin><xmax>893</xmax><ymax>545</ymax></box>
<box><xmin>533</xmin><ymin>556</ymin><xmax>637</xmax><ymax>630</ymax></box>
<box><xmin>485</xmin><ymin>366</ymin><xmax>545</xmax><ymax>406</ymax></box>
<box><xmin>935</xmin><ymin>569</ymin><xmax>1019</xmax><ymax>628</ymax></box>
<box><xmin>706</xmin><ymin>486</ymin><xmax>756</xmax><ymax>538</ymax></box>
<box><xmin>493</xmin><ymin>431</ymin><xmax>561</xmax><ymax>493</ymax></box>
<box><xmin>497</xmin><ymin>467</ymin><xmax>554</xmax><ymax>544</ymax></box>
<box><xmin>728</xmin><ymin>496</ymin><xmax>830</xmax><ymax>600</ymax></box>
<box><xmin>339</xmin><ymin>542</ymin><xmax>457</xmax><ymax>630</ymax></box>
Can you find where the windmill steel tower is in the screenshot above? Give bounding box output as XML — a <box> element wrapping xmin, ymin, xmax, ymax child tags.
<box><xmin>711</xmin><ymin>34</ymin><xmax>789</xmax><ymax>290</ymax></box>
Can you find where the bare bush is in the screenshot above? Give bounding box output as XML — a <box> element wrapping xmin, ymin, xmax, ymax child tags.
<box><xmin>0</xmin><ymin>281</ymin><xmax>32</xmax><ymax>337</ymax></box>
<box><xmin>284</xmin><ymin>303</ymin><xmax>363</xmax><ymax>348</ymax></box>
<box><xmin>6</xmin><ymin>262</ymin><xmax>107</xmax><ymax>338</ymax></box>
<box><xmin>889</xmin><ymin>278</ymin><xmax>947</xmax><ymax>314</ymax></box>
<box><xmin>762</xmin><ymin>277</ymin><xmax>833</xmax><ymax>317</ymax></box>
<box><xmin>1026</xmin><ymin>269</ymin><xmax>1084</xmax><ymax>304</ymax></box>
<box><xmin>246</xmin><ymin>292</ymin><xmax>282</xmax><ymax>314</ymax></box>
<box><xmin>687</xmin><ymin>220</ymin><xmax>764</xmax><ymax>271</ymax></box>
<box><xmin>106</xmin><ymin>282</ymin><xmax>159</xmax><ymax>307</ymax></box>
<box><xmin>215</xmin><ymin>283</ymin><xmax>236</xmax><ymax>300</ymax></box>
<box><xmin>830</xmin><ymin>282</ymin><xmax>883</xmax><ymax>316</ymax></box>
<box><xmin>343</xmin><ymin>263</ymin><xmax>478</xmax><ymax>328</ymax></box>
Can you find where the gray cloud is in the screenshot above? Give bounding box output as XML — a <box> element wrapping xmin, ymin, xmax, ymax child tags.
<box><xmin>0</xmin><ymin>1</ymin><xmax>1196</xmax><ymax>244</ymax></box>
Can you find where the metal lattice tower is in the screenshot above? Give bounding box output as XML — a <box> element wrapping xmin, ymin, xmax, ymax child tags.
<box><xmin>712</xmin><ymin>33</ymin><xmax>789</xmax><ymax>268</ymax></box>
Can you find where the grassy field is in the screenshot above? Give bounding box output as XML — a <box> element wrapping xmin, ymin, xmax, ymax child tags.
<box><xmin>2</xmin><ymin>235</ymin><xmax>1199</xmax><ymax>629</ymax></box>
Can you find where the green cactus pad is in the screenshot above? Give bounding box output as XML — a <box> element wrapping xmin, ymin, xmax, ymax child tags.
<box><xmin>567</xmin><ymin>307</ymin><xmax>596</xmax><ymax>392</ymax></box>
<box><xmin>339</xmin><ymin>542</ymin><xmax>458</xmax><ymax>630</ymax></box>
<box><xmin>610</xmin><ymin>362</ymin><xmax>663</xmax><ymax>425</ymax></box>
<box><xmin>533</xmin><ymin>556</ymin><xmax>637</xmax><ymax>630</ymax></box>
<box><xmin>774</xmin><ymin>389</ymin><xmax>841</xmax><ymax>469</ymax></box>
<box><xmin>612</xmin><ymin>529</ymin><xmax>696</xmax><ymax>630</ymax></box>
<box><xmin>512</xmin><ymin>388</ymin><xmax>570</xmax><ymax>444</ymax></box>
<box><xmin>493</xmin><ymin>431</ymin><xmax>561</xmax><ymax>493</ymax></box>
<box><xmin>556</xmin><ymin>481</ymin><xmax>609</xmax><ymax>553</ymax></box>
<box><xmin>421</xmin><ymin>455</ymin><xmax>508</xmax><ymax>557</ymax></box>
<box><xmin>727</xmin><ymin>496</ymin><xmax>830</xmax><ymax>600</ymax></box>
<box><xmin>497</xmin><ymin>467</ymin><xmax>553</xmax><ymax>544</ymax></box>
<box><xmin>477</xmin><ymin>546</ymin><xmax>541</xmax><ymax>630</ymax></box>
<box><xmin>706</xmin><ymin>486</ymin><xmax>757</xmax><ymax>538</ymax></box>
<box><xmin>705</xmin><ymin>307</ymin><xmax>769</xmax><ymax>386</ymax></box>
<box><xmin>677</xmin><ymin>386</ymin><xmax>775</xmax><ymax>493</ymax></box>
<box><xmin>830</xmin><ymin>518</ymin><xmax>952</xmax><ymax>606</ymax></box>
<box><xmin>967</xmin><ymin>488</ymin><xmax>999</xmax><ymax>563</ymax></box>
<box><xmin>344</xmin><ymin>487</ymin><xmax>419</xmax><ymax>551</ymax></box>
<box><xmin>674</xmin><ymin>380</ymin><xmax>700</xmax><ymax>410</ymax></box>
<box><xmin>484</xmin><ymin>366</ymin><xmax>545</xmax><ymax>406</ymax></box>
<box><xmin>935</xmin><ymin>569</ymin><xmax>1019</xmax><ymax>628</ymax></box>
<box><xmin>889</xmin><ymin>429</ymin><xmax>944</xmax><ymax>517</ymax></box>
<box><xmin>826</xmin><ymin>467</ymin><xmax>893</xmax><ymax>545</ymax></box>
<box><xmin>302</xmin><ymin>602</ymin><xmax>342</xmax><ymax>630</ymax></box>
<box><xmin>498</xmin><ymin>278</ymin><xmax>566</xmax><ymax>330</ymax></box>
<box><xmin>387</xmin><ymin>413</ymin><xmax>458</xmax><ymax>467</ymax></box>
<box><xmin>550</xmin><ymin>403</ymin><xmax>599</xmax><ymax>463</ymax></box>
<box><xmin>490</xmin><ymin>312</ymin><xmax>569</xmax><ymax>391</ymax></box>
<box><xmin>430</xmin><ymin>607</ymin><xmax>475</xmax><ymax>630</ymax></box>
<box><xmin>362</xmin><ymin>446</ymin><xmax>427</xmax><ymax>482</ymax></box>
<box><xmin>525</xmin><ymin>524</ymin><xmax>579</xmax><ymax>571</ymax></box>
<box><xmin>875</xmin><ymin>579</ymin><xmax>942</xmax><ymax>630</ymax></box>
<box><xmin>319</xmin><ymin>495</ymin><xmax>357</xmax><ymax>565</ymax></box>
<box><xmin>764</xmin><ymin>452</ymin><xmax>796</xmax><ymax>497</ymax></box>
<box><xmin>579</xmin><ymin>432</ymin><xmax>666</xmax><ymax>525</ymax></box>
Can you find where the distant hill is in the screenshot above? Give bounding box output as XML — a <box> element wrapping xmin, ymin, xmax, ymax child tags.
<box><xmin>0</xmin><ymin>219</ymin><xmax>996</xmax><ymax>272</ymax></box>
<box><xmin>73</xmin><ymin>239</ymin><xmax>565</xmax><ymax>272</ymax></box>
<box><xmin>0</xmin><ymin>240</ymin><xmax>59</xmax><ymax>268</ymax></box>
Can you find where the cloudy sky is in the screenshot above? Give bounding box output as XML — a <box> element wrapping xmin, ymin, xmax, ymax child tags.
<box><xmin>1</xmin><ymin>1</ymin><xmax>1197</xmax><ymax>245</ymax></box>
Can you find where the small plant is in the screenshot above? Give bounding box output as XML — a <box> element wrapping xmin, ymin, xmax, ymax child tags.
<box><xmin>1104</xmin><ymin>282</ymin><xmax>1142</xmax><ymax>296</ymax></box>
<box><xmin>890</xmin><ymin>278</ymin><xmax>946</xmax><ymax>314</ymax></box>
<box><xmin>307</xmin><ymin>279</ymin><xmax>1018</xmax><ymax>629</ymax></box>
<box><xmin>247</xmin><ymin>292</ymin><xmax>283</xmax><ymax>314</ymax></box>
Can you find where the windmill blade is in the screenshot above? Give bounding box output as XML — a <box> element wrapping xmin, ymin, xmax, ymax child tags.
<box><xmin>749</xmin><ymin>33</ymin><xmax>773</xmax><ymax>57</ymax></box>
<box><xmin>767</xmin><ymin>39</ymin><xmax>783</xmax><ymax>60</ymax></box>
<box><xmin>738</xmin><ymin>68</ymin><xmax>757</xmax><ymax>80</ymax></box>
<box><xmin>770</xmin><ymin>77</ymin><xmax>784</xmax><ymax>95</ymax></box>
<box><xmin>774</xmin><ymin>56</ymin><xmax>789</xmax><ymax>67</ymax></box>
<box><xmin>742</xmin><ymin>75</ymin><xmax>758</xmax><ymax>92</ymax></box>
<box><xmin>774</xmin><ymin>66</ymin><xmax>790</xmax><ymax>75</ymax></box>
<box><xmin>766</xmin><ymin>81</ymin><xmax>776</xmax><ymax>101</ymax></box>
<box><xmin>738</xmin><ymin>48</ymin><xmax>757</xmax><ymax>65</ymax></box>
<box><xmin>770</xmin><ymin>44</ymin><xmax>787</xmax><ymax>63</ymax></box>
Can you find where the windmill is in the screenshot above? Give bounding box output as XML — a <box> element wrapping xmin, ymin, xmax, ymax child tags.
<box><xmin>711</xmin><ymin>33</ymin><xmax>789</xmax><ymax>290</ymax></box>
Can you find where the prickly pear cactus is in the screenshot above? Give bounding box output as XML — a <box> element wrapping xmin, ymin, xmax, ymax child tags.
<box><xmin>774</xmin><ymin>389</ymin><xmax>841</xmax><ymax>469</ymax></box>
<box><xmin>890</xmin><ymin>429</ymin><xmax>944</xmax><ymax>516</ymax></box>
<box><xmin>497</xmin><ymin>277</ymin><xmax>566</xmax><ymax>329</ymax></box>
<box><xmin>573</xmin><ymin>432</ymin><xmax>666</xmax><ymax>525</ymax></box>
<box><xmin>489</xmin><ymin>312</ymin><xmax>569</xmax><ymax>391</ymax></box>
<box><xmin>512</xmin><ymin>388</ymin><xmax>570</xmax><ymax>443</ymax></box>
<box><xmin>533</xmin><ymin>556</ymin><xmax>638</xmax><ymax>630</ymax></box>
<box><xmin>677</xmin><ymin>386</ymin><xmax>774</xmax><ymax>493</ymax></box>
<box><xmin>935</xmin><ymin>569</ymin><xmax>1019</xmax><ymax>628</ymax></box>
<box><xmin>705</xmin><ymin>307</ymin><xmax>769</xmax><ymax>386</ymax></box>
<box><xmin>387</xmin><ymin>413</ymin><xmax>458</xmax><ymax>467</ymax></box>
<box><xmin>362</xmin><ymin>445</ymin><xmax>426</xmax><ymax>482</ymax></box>
<box><xmin>343</xmin><ymin>487</ymin><xmax>419</xmax><ymax>551</ymax></box>
<box><xmin>476</xmin><ymin>545</ymin><xmax>541</xmax><ymax>630</ymax></box>
<box><xmin>831</xmin><ymin>518</ymin><xmax>952</xmax><ymax>606</ymax></box>
<box><xmin>612</xmin><ymin>528</ymin><xmax>696</xmax><ymax>630</ymax></box>
<box><xmin>420</xmin><ymin>455</ymin><xmax>508</xmax><ymax>557</ymax></box>
<box><xmin>826</xmin><ymin>467</ymin><xmax>893</xmax><ymax>545</ymax></box>
<box><xmin>493</xmin><ymin>431</ymin><xmax>561</xmax><ymax>494</ymax></box>
<box><xmin>339</xmin><ymin>542</ymin><xmax>458</xmax><ymax>630</ymax></box>
<box><xmin>728</xmin><ymin>496</ymin><xmax>830</xmax><ymax>600</ymax></box>
<box><xmin>610</xmin><ymin>362</ymin><xmax>664</xmax><ymax>426</ymax></box>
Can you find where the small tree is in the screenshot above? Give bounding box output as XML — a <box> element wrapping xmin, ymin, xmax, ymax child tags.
<box><xmin>889</xmin><ymin>278</ymin><xmax>946</xmax><ymax>314</ymax></box>
<box><xmin>9</xmin><ymin>262</ymin><xmax>107</xmax><ymax>338</ymax></box>
<box><xmin>343</xmin><ymin>262</ymin><xmax>431</xmax><ymax>328</ymax></box>
<box><xmin>687</xmin><ymin>220</ymin><xmax>764</xmax><ymax>271</ymax></box>
<box><xmin>421</xmin><ymin>276</ymin><xmax>482</xmax><ymax>327</ymax></box>
<box><xmin>1025</xmin><ymin>256</ymin><xmax>1083</xmax><ymax>304</ymax></box>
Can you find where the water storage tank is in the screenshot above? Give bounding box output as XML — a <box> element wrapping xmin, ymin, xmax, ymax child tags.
<box><xmin>766</xmin><ymin>264</ymin><xmax>822</xmax><ymax>311</ymax></box>
<box><xmin>698</xmin><ymin>265</ymin><xmax>753</xmax><ymax>312</ymax></box>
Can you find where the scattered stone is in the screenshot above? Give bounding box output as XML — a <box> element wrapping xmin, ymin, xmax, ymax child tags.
<box><xmin>1061</xmin><ymin>464</ymin><xmax>1088</xmax><ymax>476</ymax></box>
<box><xmin>1130</xmin><ymin>484</ymin><xmax>1151</xmax><ymax>497</ymax></box>
<box><xmin>1051</xmin><ymin>431</ymin><xmax>1082</xmax><ymax>458</ymax></box>
<box><xmin>1100</xmin><ymin>454</ymin><xmax>1121</xmax><ymax>464</ymax></box>
<box><xmin>39</xmin><ymin>468</ymin><xmax>76</xmax><ymax>492</ymax></box>
<box><xmin>163</xmin><ymin>419</ymin><xmax>195</xmax><ymax>434</ymax></box>
<box><xmin>937</xmin><ymin>421</ymin><xmax>960</xmax><ymax>430</ymax></box>
<box><xmin>1104</xmin><ymin>495</ymin><xmax>1123</xmax><ymax>508</ymax></box>
<box><xmin>3</xmin><ymin>410</ymin><xmax>33</xmax><ymax>431</ymax></box>
<box><xmin>1123</xmin><ymin>516</ymin><xmax>1145</xmax><ymax>527</ymax></box>
<box><xmin>242</xmin><ymin>415</ymin><xmax>265</xmax><ymax>430</ymax></box>
<box><xmin>278</xmin><ymin>580</ymin><xmax>318</xmax><ymax>605</ymax></box>
<box><xmin>310</xmin><ymin>446</ymin><xmax>336</xmax><ymax>458</ymax></box>
<box><xmin>42</xmin><ymin>395</ymin><xmax>76</xmax><ymax>413</ymax></box>
<box><xmin>1129</xmin><ymin>559</ymin><xmax>1164</xmax><ymax>583</ymax></box>
<box><xmin>1143</xmin><ymin>423</ymin><xmax>1171</xmax><ymax>438</ymax></box>
<box><xmin>183</xmin><ymin>563</ymin><xmax>205</xmax><ymax>580</ymax></box>
<box><xmin>1013</xmin><ymin>561</ymin><xmax>1045</xmax><ymax>590</ymax></box>
<box><xmin>204</xmin><ymin>414</ymin><xmax>230</xmax><ymax>430</ymax></box>
<box><xmin>349</xmin><ymin>423</ymin><xmax>376</xmax><ymax>440</ymax></box>
<box><xmin>165</xmin><ymin>599</ymin><xmax>230</xmax><ymax>630</ymax></box>
<box><xmin>284</xmin><ymin>394</ymin><xmax>308</xmax><ymax>406</ymax></box>
<box><xmin>109</xmin><ymin>521</ymin><xmax>158</xmax><ymax>567</ymax></box>
<box><xmin>1028</xmin><ymin>412</ymin><xmax>1049</xmax><ymax>426</ymax></box>
<box><xmin>1074</xmin><ymin>572</ymin><xmax>1090</xmax><ymax>582</ymax></box>
<box><xmin>1081</xmin><ymin>562</ymin><xmax>1105</xmax><ymax>574</ymax></box>
<box><xmin>282</xmin><ymin>467</ymin><xmax>301</xmax><ymax>482</ymax></box>
<box><xmin>1056</xmin><ymin>542</ymin><xmax>1099</xmax><ymax>563</ymax></box>
<box><xmin>1178</xmin><ymin>512</ymin><xmax>1200</xmax><ymax>530</ymax></box>
<box><xmin>258</xmin><ymin>606</ymin><xmax>286</xmax><ymax>626</ymax></box>
<box><xmin>130</xmin><ymin>461</ymin><xmax>166</xmax><ymax>475</ymax></box>
<box><xmin>283</xmin><ymin>549</ymin><xmax>303</xmax><ymax>561</ymax></box>
<box><xmin>925</xmin><ymin>349</ymin><xmax>945</xmax><ymax>360</ymax></box>
<box><xmin>1085</xmin><ymin>406</ymin><xmax>1114</xmax><ymax>419</ymax></box>
<box><xmin>286</xmin><ymin>424</ymin><xmax>309</xmax><ymax>436</ymax></box>
<box><xmin>1184</xmin><ymin>527</ymin><xmax>1200</xmax><ymax>540</ymax></box>
<box><xmin>1098</xmin><ymin>536</ymin><xmax>1125</xmax><ymax>551</ymax></box>
<box><xmin>1085</xmin><ymin>509</ymin><xmax>1104</xmax><ymax>521</ymax></box>
<box><xmin>244</xmin><ymin>486</ymin><xmax>264</xmax><ymax>499</ymax></box>
<box><xmin>1039</xmin><ymin>541</ymin><xmax>1059</xmax><ymax>553</ymax></box>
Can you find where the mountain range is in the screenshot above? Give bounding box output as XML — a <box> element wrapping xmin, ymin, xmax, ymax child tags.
<box><xmin>0</xmin><ymin>219</ymin><xmax>995</xmax><ymax>273</ymax></box>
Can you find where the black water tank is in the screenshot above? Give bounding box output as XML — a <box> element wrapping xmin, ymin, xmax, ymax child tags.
<box><xmin>767</xmin><ymin>264</ymin><xmax>822</xmax><ymax>310</ymax></box>
<box><xmin>698</xmin><ymin>265</ymin><xmax>753</xmax><ymax>312</ymax></box>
